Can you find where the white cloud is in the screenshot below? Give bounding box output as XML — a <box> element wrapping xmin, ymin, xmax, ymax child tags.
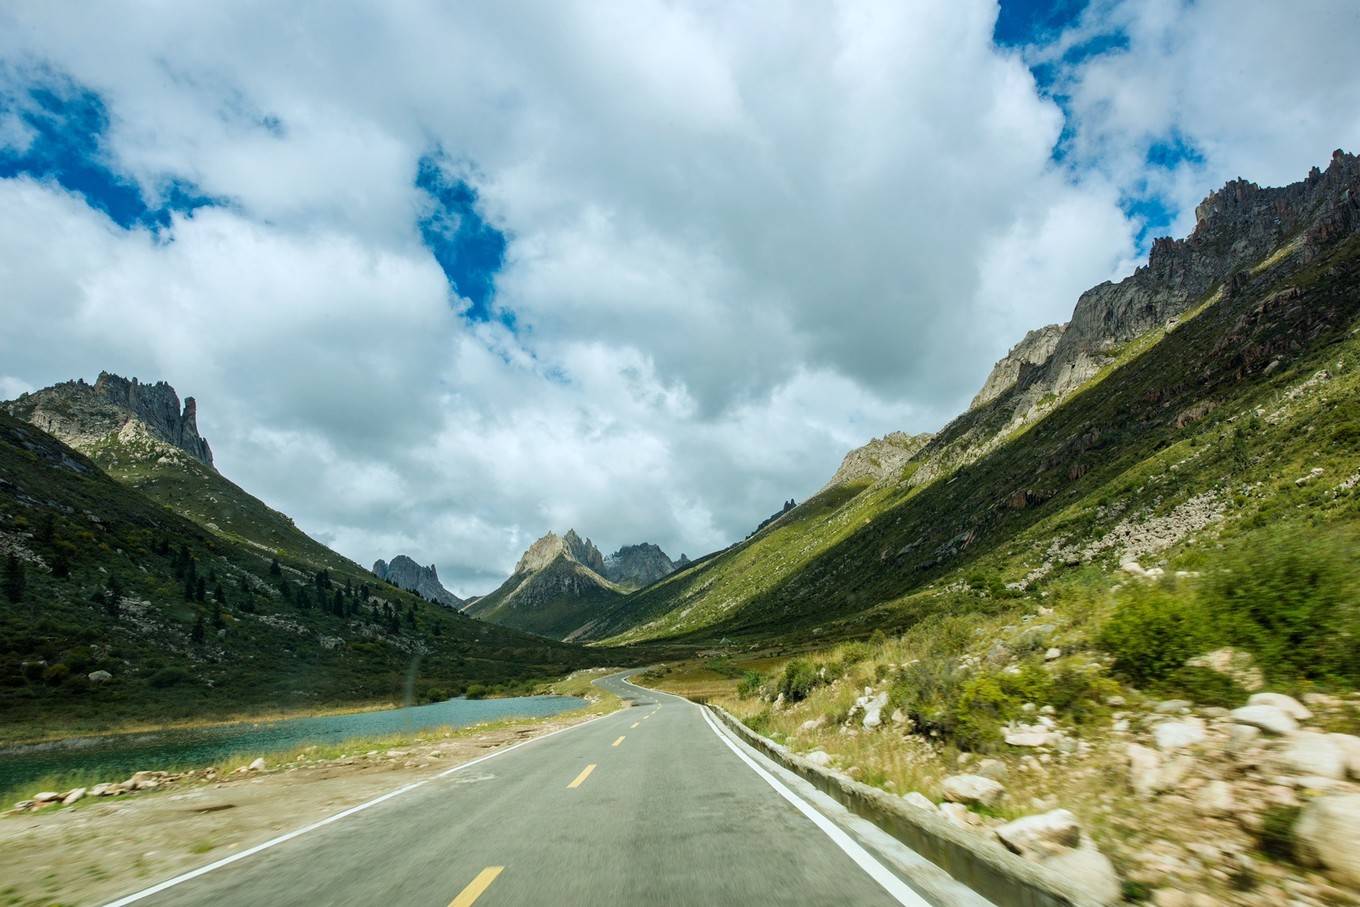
<box><xmin>3</xmin><ymin>1</ymin><xmax>1353</xmax><ymax>594</ymax></box>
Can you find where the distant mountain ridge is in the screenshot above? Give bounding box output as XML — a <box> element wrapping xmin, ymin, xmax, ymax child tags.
<box><xmin>601</xmin><ymin>542</ymin><xmax>687</xmax><ymax>590</ymax></box>
<box><xmin>373</xmin><ymin>555</ymin><xmax>463</xmax><ymax>608</ymax></box>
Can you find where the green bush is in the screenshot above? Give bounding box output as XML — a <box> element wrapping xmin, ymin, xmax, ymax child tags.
<box><xmin>1097</xmin><ymin>583</ymin><xmax>1211</xmax><ymax>686</ymax></box>
<box><xmin>1257</xmin><ymin>805</ymin><xmax>1301</xmax><ymax>861</ymax></box>
<box><xmin>148</xmin><ymin>666</ymin><xmax>190</xmax><ymax>688</ymax></box>
<box><xmin>1154</xmin><ymin>666</ymin><xmax>1246</xmax><ymax>708</ymax></box>
<box><xmin>1204</xmin><ymin>528</ymin><xmax>1360</xmax><ymax>684</ymax></box>
<box><xmin>736</xmin><ymin>671</ymin><xmax>764</xmax><ymax>699</ymax></box>
<box><xmin>464</xmin><ymin>683</ymin><xmax>488</xmax><ymax>699</ymax></box>
<box><xmin>778</xmin><ymin>659</ymin><xmax>820</xmax><ymax>702</ymax></box>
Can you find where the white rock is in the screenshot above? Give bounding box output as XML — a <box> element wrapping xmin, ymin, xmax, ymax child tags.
<box><xmin>1327</xmin><ymin>733</ymin><xmax>1360</xmax><ymax>780</ymax></box>
<box><xmin>994</xmin><ymin>808</ymin><xmax>1081</xmax><ymax>858</ymax></box>
<box><xmin>1247</xmin><ymin>692</ymin><xmax>1312</xmax><ymax>721</ymax></box>
<box><xmin>87</xmin><ymin>670</ymin><xmax>112</xmax><ymax>684</ymax></box>
<box><xmin>1127</xmin><ymin>744</ymin><xmax>1162</xmax><ymax>797</ymax></box>
<box><xmin>804</xmin><ymin>750</ymin><xmax>832</xmax><ymax>768</ymax></box>
<box><xmin>1154</xmin><ymin>718</ymin><xmax>1206</xmax><ymax>752</ymax></box>
<box><xmin>1230</xmin><ymin>705</ymin><xmax>1298</xmax><ymax>735</ymax></box>
<box><xmin>939</xmin><ymin>802</ymin><xmax>976</xmax><ymax>829</ymax></box>
<box><xmin>61</xmin><ymin>788</ymin><xmax>86</xmax><ymax>806</ymax></box>
<box><xmin>861</xmin><ymin>691</ymin><xmax>889</xmax><ymax>729</ymax></box>
<box><xmin>1227</xmin><ymin>723</ymin><xmax>1261</xmax><ymax>753</ymax></box>
<box><xmin>798</xmin><ymin>718</ymin><xmax>824</xmax><ymax>733</ymax></box>
<box><xmin>1194</xmin><ymin>780</ymin><xmax>1235</xmax><ymax>817</ymax></box>
<box><xmin>941</xmin><ymin>773</ymin><xmax>1005</xmax><ymax>808</ymax></box>
<box><xmin>248</xmin><ymin>757</ymin><xmax>267</xmax><ymax>772</ymax></box>
<box><xmin>902</xmin><ymin>791</ymin><xmax>937</xmax><ymax>812</ymax></box>
<box><xmin>90</xmin><ymin>783</ymin><xmax>115</xmax><ymax>797</ymax></box>
<box><xmin>1044</xmin><ymin>647</ymin><xmax>1061</xmax><ymax>661</ymax></box>
<box><xmin>977</xmin><ymin>758</ymin><xmax>1008</xmax><ymax>782</ymax></box>
<box><xmin>1042</xmin><ymin>842</ymin><xmax>1121</xmax><ymax>906</ymax></box>
<box><xmin>32</xmin><ymin>791</ymin><xmax>61</xmax><ymax>803</ymax></box>
<box><xmin>1296</xmin><ymin>793</ymin><xmax>1360</xmax><ymax>886</ymax></box>
<box><xmin>1280</xmin><ymin>731</ymin><xmax>1345</xmax><ymax>780</ymax></box>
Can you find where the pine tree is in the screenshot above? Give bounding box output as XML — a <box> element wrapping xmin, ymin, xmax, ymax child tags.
<box><xmin>213</xmin><ymin>581</ymin><xmax>226</xmax><ymax>603</ymax></box>
<box><xmin>51</xmin><ymin>552</ymin><xmax>70</xmax><ymax>579</ymax></box>
<box><xmin>269</xmin><ymin>557</ymin><xmax>282</xmax><ymax>577</ymax></box>
<box><xmin>191</xmin><ymin>612</ymin><xmax>205</xmax><ymax>643</ymax></box>
<box><xmin>195</xmin><ymin>576</ymin><xmax>207</xmax><ymax>602</ymax></box>
<box><xmin>211</xmin><ymin>600</ymin><xmax>224</xmax><ymax>628</ymax></box>
<box><xmin>4</xmin><ymin>554</ymin><xmax>25</xmax><ymax>603</ymax></box>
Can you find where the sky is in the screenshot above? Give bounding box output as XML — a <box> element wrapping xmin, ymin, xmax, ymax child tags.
<box><xmin>1</xmin><ymin>1</ymin><xmax>1358</xmax><ymax>596</ymax></box>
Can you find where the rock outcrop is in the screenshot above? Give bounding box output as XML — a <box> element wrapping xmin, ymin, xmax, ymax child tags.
<box><xmin>4</xmin><ymin>371</ymin><xmax>214</xmax><ymax>467</ymax></box>
<box><xmin>372</xmin><ymin>555</ymin><xmax>462</xmax><ymax>609</ymax></box>
<box><xmin>822</xmin><ymin>432</ymin><xmax>933</xmax><ymax>491</ymax></box>
<box><xmin>514</xmin><ymin>529</ymin><xmax>605</xmax><ymax>575</ymax></box>
<box><xmin>602</xmin><ymin>542</ymin><xmax>681</xmax><ymax>590</ymax></box>
<box><xmin>969</xmin><ymin>324</ymin><xmax>1066</xmax><ymax>410</ymax></box>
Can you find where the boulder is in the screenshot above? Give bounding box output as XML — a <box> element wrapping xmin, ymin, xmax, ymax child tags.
<box><xmin>1154</xmin><ymin>718</ymin><xmax>1206</xmax><ymax>751</ymax></box>
<box><xmin>941</xmin><ymin>773</ymin><xmax>1005</xmax><ymax>807</ymax></box>
<box><xmin>1194</xmin><ymin>780</ymin><xmax>1235</xmax><ymax>817</ymax></box>
<box><xmin>87</xmin><ymin>670</ymin><xmax>112</xmax><ymax>684</ymax></box>
<box><xmin>32</xmin><ymin>791</ymin><xmax>61</xmax><ymax>803</ymax></box>
<box><xmin>1230</xmin><ymin>705</ymin><xmax>1297</xmax><ymax>735</ymax></box>
<box><xmin>61</xmin><ymin>788</ymin><xmax>86</xmax><ymax>806</ymax></box>
<box><xmin>901</xmin><ymin>791</ymin><xmax>937</xmax><ymax>812</ymax></box>
<box><xmin>248</xmin><ymin>757</ymin><xmax>267</xmax><ymax>772</ymax></box>
<box><xmin>1227</xmin><ymin>723</ymin><xmax>1261</xmax><ymax>754</ymax></box>
<box><xmin>1127</xmin><ymin>744</ymin><xmax>1162</xmax><ymax>797</ymax></box>
<box><xmin>1328</xmin><ymin>733</ymin><xmax>1360</xmax><ymax>780</ymax></box>
<box><xmin>1042</xmin><ymin>843</ymin><xmax>1121</xmax><ymax>906</ymax></box>
<box><xmin>1155</xmin><ymin>700</ymin><xmax>1192</xmax><ymax>714</ymax></box>
<box><xmin>798</xmin><ymin>717</ymin><xmax>825</xmax><ymax>733</ymax></box>
<box><xmin>994</xmin><ymin>809</ymin><xmax>1081</xmax><ymax>858</ymax></box>
<box><xmin>1280</xmin><ymin>732</ymin><xmax>1346</xmax><ymax>780</ymax></box>
<box><xmin>939</xmin><ymin>802</ymin><xmax>979</xmax><ymax>829</ymax></box>
<box><xmin>1247</xmin><ymin>692</ymin><xmax>1311</xmax><ymax>721</ymax></box>
<box><xmin>1004</xmin><ymin>723</ymin><xmax>1052</xmax><ymax>747</ymax></box>
<box><xmin>1296</xmin><ymin>794</ymin><xmax>1360</xmax><ymax>886</ymax></box>
<box><xmin>1184</xmin><ymin>647</ymin><xmax>1263</xmax><ymax>691</ymax></box>
<box><xmin>804</xmin><ymin>750</ymin><xmax>832</xmax><ymax>768</ymax></box>
<box><xmin>977</xmin><ymin>758</ymin><xmax>1009</xmax><ymax>782</ymax></box>
<box><xmin>860</xmin><ymin>691</ymin><xmax>888</xmax><ymax>729</ymax></box>
<box><xmin>90</xmin><ymin>783</ymin><xmax>115</xmax><ymax>797</ymax></box>
<box><xmin>1044</xmin><ymin>647</ymin><xmax>1061</xmax><ymax>662</ymax></box>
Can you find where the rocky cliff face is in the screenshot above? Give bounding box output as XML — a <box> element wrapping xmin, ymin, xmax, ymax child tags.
<box><xmin>3</xmin><ymin>371</ymin><xmax>214</xmax><ymax>467</ymax></box>
<box><xmin>1003</xmin><ymin>149</ymin><xmax>1360</xmax><ymax>426</ymax></box>
<box><xmin>373</xmin><ymin>555</ymin><xmax>462</xmax><ymax>608</ymax></box>
<box><xmin>823</xmin><ymin>431</ymin><xmax>933</xmax><ymax>491</ymax></box>
<box><xmin>514</xmin><ymin>529</ymin><xmax>606</xmax><ymax>575</ymax></box>
<box><xmin>969</xmin><ymin>324</ymin><xmax>1066</xmax><ymax>410</ymax></box>
<box><xmin>602</xmin><ymin>542</ymin><xmax>680</xmax><ymax>590</ymax></box>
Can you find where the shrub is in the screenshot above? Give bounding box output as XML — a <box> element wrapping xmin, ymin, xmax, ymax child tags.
<box><xmin>778</xmin><ymin>659</ymin><xmax>820</xmax><ymax>702</ymax></box>
<box><xmin>464</xmin><ymin>683</ymin><xmax>488</xmax><ymax>699</ymax></box>
<box><xmin>1097</xmin><ymin>583</ymin><xmax>1211</xmax><ymax>686</ymax></box>
<box><xmin>950</xmin><ymin>674</ymin><xmax>1016</xmax><ymax>751</ymax></box>
<box><xmin>1204</xmin><ymin>528</ymin><xmax>1360</xmax><ymax>684</ymax></box>
<box><xmin>42</xmin><ymin>663</ymin><xmax>70</xmax><ymax>686</ymax></box>
<box><xmin>148</xmin><ymin>666</ymin><xmax>190</xmax><ymax>688</ymax></box>
<box><xmin>736</xmin><ymin>671</ymin><xmax>764</xmax><ymax>699</ymax></box>
<box><xmin>1154</xmin><ymin>666</ymin><xmax>1246</xmax><ymax>708</ymax></box>
<box><xmin>1257</xmin><ymin>805</ymin><xmax>1300</xmax><ymax>861</ymax></box>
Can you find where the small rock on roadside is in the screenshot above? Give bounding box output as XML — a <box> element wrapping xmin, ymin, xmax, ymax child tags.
<box><xmin>804</xmin><ymin>750</ymin><xmax>832</xmax><ymax>768</ymax></box>
<box><xmin>1295</xmin><ymin>793</ymin><xmax>1360</xmax><ymax>886</ymax></box>
<box><xmin>941</xmin><ymin>773</ymin><xmax>1005</xmax><ymax>808</ymax></box>
<box><xmin>994</xmin><ymin>808</ymin><xmax>1081</xmax><ymax>858</ymax></box>
<box><xmin>248</xmin><ymin>757</ymin><xmax>267</xmax><ymax>772</ymax></box>
<box><xmin>902</xmin><ymin>791</ymin><xmax>937</xmax><ymax>812</ymax></box>
<box><xmin>1247</xmin><ymin>692</ymin><xmax>1311</xmax><ymax>721</ymax></box>
<box><xmin>1231</xmin><ymin>705</ymin><xmax>1297</xmax><ymax>735</ymax></box>
<box><xmin>61</xmin><ymin>788</ymin><xmax>86</xmax><ymax>806</ymax></box>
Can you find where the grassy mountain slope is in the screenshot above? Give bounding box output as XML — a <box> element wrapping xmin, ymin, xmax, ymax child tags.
<box><xmin>592</xmin><ymin>209</ymin><xmax>1360</xmax><ymax>649</ymax></box>
<box><xmin>0</xmin><ymin>413</ymin><xmax>603</xmax><ymax>738</ymax></box>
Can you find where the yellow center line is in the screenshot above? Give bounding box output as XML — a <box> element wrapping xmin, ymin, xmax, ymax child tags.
<box><xmin>612</xmin><ymin>735</ymin><xmax>625</xmax><ymax>747</ymax></box>
<box><xmin>630</xmin><ymin>722</ymin><xmax>640</xmax><ymax>729</ymax></box>
<box><xmin>567</xmin><ymin>763</ymin><xmax>596</xmax><ymax>788</ymax></box>
<box><xmin>449</xmin><ymin>866</ymin><xmax>504</xmax><ymax>907</ymax></box>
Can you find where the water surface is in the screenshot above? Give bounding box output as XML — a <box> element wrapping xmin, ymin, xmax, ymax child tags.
<box><xmin>0</xmin><ymin>694</ymin><xmax>581</xmax><ymax>796</ymax></box>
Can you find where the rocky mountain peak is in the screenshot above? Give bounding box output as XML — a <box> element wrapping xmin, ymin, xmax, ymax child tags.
<box><xmin>372</xmin><ymin>555</ymin><xmax>462</xmax><ymax>609</ymax></box>
<box><xmin>514</xmin><ymin>529</ymin><xmax>606</xmax><ymax>576</ymax></box>
<box><xmin>602</xmin><ymin>542</ymin><xmax>680</xmax><ymax>590</ymax></box>
<box><xmin>4</xmin><ymin>371</ymin><xmax>214</xmax><ymax>468</ymax></box>
<box><xmin>969</xmin><ymin>324</ymin><xmax>1067</xmax><ymax>410</ymax></box>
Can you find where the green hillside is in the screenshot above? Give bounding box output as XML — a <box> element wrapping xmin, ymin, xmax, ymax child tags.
<box><xmin>467</xmin><ymin>554</ymin><xmax>627</xmax><ymax>640</ymax></box>
<box><xmin>0</xmin><ymin>413</ymin><xmax>603</xmax><ymax>739</ymax></box>
<box><xmin>590</xmin><ymin>227</ymin><xmax>1360</xmax><ymax>650</ymax></box>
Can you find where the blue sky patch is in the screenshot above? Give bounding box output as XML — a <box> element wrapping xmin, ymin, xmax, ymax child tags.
<box><xmin>994</xmin><ymin>0</ymin><xmax>1088</xmax><ymax>47</ymax></box>
<box><xmin>0</xmin><ymin>68</ymin><xmax>223</xmax><ymax>232</ymax></box>
<box><xmin>415</xmin><ymin>150</ymin><xmax>509</xmax><ymax>324</ymax></box>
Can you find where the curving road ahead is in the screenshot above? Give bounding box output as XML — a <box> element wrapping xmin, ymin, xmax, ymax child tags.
<box><xmin>104</xmin><ymin>674</ymin><xmax>957</xmax><ymax>907</ymax></box>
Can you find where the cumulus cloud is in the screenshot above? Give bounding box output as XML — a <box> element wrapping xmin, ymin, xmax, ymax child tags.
<box><xmin>1</xmin><ymin>1</ymin><xmax>1353</xmax><ymax>594</ymax></box>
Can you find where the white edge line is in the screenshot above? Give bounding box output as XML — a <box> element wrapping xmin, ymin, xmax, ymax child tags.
<box><xmin>699</xmin><ymin>706</ymin><xmax>930</xmax><ymax>907</ymax></box>
<box><xmin>101</xmin><ymin>697</ymin><xmax>623</xmax><ymax>906</ymax></box>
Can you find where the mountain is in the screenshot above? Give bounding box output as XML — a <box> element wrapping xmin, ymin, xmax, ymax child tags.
<box><xmin>373</xmin><ymin>555</ymin><xmax>463</xmax><ymax>608</ymax></box>
<box><xmin>0</xmin><ymin>411</ymin><xmax>600</xmax><ymax>735</ymax></box>
<box><xmin>580</xmin><ymin>149</ymin><xmax>1360</xmax><ymax>646</ymax></box>
<box><xmin>5</xmin><ymin>372</ymin><xmax>352</xmax><ymax>571</ymax></box>
<box><xmin>465</xmin><ymin>530</ymin><xmax>625</xmax><ymax>640</ymax></box>
<box><xmin>601</xmin><ymin>542</ymin><xmax>683</xmax><ymax>590</ymax></box>
<box><xmin>822</xmin><ymin>431</ymin><xmax>933</xmax><ymax>491</ymax></box>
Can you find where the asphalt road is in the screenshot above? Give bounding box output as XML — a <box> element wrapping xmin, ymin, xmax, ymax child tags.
<box><xmin>107</xmin><ymin>674</ymin><xmax>933</xmax><ymax>906</ymax></box>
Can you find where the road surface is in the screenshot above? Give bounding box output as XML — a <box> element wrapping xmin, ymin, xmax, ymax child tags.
<box><xmin>106</xmin><ymin>674</ymin><xmax>944</xmax><ymax>906</ymax></box>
